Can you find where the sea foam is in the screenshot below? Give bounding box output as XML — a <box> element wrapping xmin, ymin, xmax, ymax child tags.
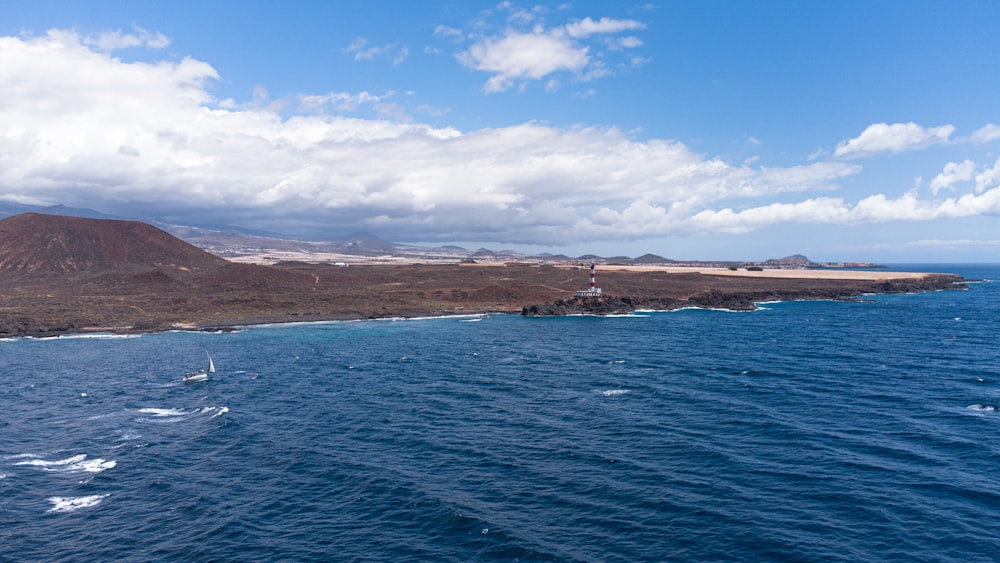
<box><xmin>47</xmin><ymin>494</ymin><xmax>110</xmax><ymax>513</ymax></box>
<box><xmin>15</xmin><ymin>454</ymin><xmax>116</xmax><ymax>473</ymax></box>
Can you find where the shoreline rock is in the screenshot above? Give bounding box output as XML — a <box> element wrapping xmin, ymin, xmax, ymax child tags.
<box><xmin>522</xmin><ymin>274</ymin><xmax>967</xmax><ymax>316</ymax></box>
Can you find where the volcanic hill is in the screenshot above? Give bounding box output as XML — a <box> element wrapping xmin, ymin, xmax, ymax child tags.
<box><xmin>0</xmin><ymin>213</ymin><xmax>227</xmax><ymax>276</ymax></box>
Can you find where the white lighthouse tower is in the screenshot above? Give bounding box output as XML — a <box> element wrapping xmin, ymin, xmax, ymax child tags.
<box><xmin>575</xmin><ymin>263</ymin><xmax>602</xmax><ymax>297</ymax></box>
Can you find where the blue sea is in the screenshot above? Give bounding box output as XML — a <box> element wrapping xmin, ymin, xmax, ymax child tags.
<box><xmin>2</xmin><ymin>264</ymin><xmax>998</xmax><ymax>562</ymax></box>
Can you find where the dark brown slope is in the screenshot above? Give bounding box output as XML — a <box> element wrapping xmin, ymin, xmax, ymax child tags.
<box><xmin>0</xmin><ymin>213</ymin><xmax>316</xmax><ymax>337</ymax></box>
<box><xmin>0</xmin><ymin>213</ymin><xmax>228</xmax><ymax>275</ymax></box>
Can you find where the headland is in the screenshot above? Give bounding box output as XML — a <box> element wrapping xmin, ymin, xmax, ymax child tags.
<box><xmin>0</xmin><ymin>213</ymin><xmax>967</xmax><ymax>337</ymax></box>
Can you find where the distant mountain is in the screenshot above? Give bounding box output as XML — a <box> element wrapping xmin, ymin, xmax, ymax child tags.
<box><xmin>0</xmin><ymin>213</ymin><xmax>227</xmax><ymax>276</ymax></box>
<box><xmin>765</xmin><ymin>254</ymin><xmax>813</xmax><ymax>265</ymax></box>
<box><xmin>333</xmin><ymin>233</ymin><xmax>397</xmax><ymax>254</ymax></box>
<box><xmin>631</xmin><ymin>253</ymin><xmax>674</xmax><ymax>265</ymax></box>
<box><xmin>0</xmin><ymin>203</ymin><xmax>131</xmax><ymax>221</ymax></box>
<box><xmin>604</xmin><ymin>256</ymin><xmax>633</xmax><ymax>264</ymax></box>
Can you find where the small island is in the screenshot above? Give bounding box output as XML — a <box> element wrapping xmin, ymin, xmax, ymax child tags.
<box><xmin>0</xmin><ymin>213</ymin><xmax>968</xmax><ymax>338</ymax></box>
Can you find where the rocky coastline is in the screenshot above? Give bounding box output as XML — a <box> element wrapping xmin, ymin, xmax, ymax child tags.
<box><xmin>0</xmin><ymin>213</ymin><xmax>971</xmax><ymax>338</ymax></box>
<box><xmin>522</xmin><ymin>274</ymin><xmax>967</xmax><ymax>316</ymax></box>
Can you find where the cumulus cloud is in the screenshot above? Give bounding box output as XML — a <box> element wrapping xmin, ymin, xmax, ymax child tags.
<box><xmin>834</xmin><ymin>122</ymin><xmax>954</xmax><ymax>158</ymax></box>
<box><xmin>976</xmin><ymin>157</ymin><xmax>1000</xmax><ymax>193</ymax></box>
<box><xmin>454</xmin><ymin>12</ymin><xmax>646</xmax><ymax>93</ymax></box>
<box><xmin>457</xmin><ymin>32</ymin><xmax>589</xmax><ymax>93</ymax></box>
<box><xmin>688</xmin><ymin>187</ymin><xmax>1000</xmax><ymax>234</ymax></box>
<box><xmin>971</xmin><ymin>123</ymin><xmax>1000</xmax><ymax>144</ymax></box>
<box><xmin>2</xmin><ymin>29</ymin><xmax>999</xmax><ymax>247</ymax></box>
<box><xmin>930</xmin><ymin>160</ymin><xmax>975</xmax><ymax>194</ymax></box>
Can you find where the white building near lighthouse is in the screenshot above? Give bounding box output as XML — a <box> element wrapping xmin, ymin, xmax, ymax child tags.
<box><xmin>575</xmin><ymin>263</ymin><xmax>602</xmax><ymax>297</ymax></box>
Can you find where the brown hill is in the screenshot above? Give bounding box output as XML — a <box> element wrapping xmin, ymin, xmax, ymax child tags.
<box><xmin>0</xmin><ymin>213</ymin><xmax>228</xmax><ymax>276</ymax></box>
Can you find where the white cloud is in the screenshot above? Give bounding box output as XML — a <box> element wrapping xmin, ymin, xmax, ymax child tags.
<box><xmin>975</xmin><ymin>157</ymin><xmax>1000</xmax><ymax>193</ymax></box>
<box><xmin>618</xmin><ymin>36</ymin><xmax>643</xmax><ymax>49</ymax></box>
<box><xmin>834</xmin><ymin>122</ymin><xmax>954</xmax><ymax>158</ymax></box>
<box><xmin>344</xmin><ymin>37</ymin><xmax>408</xmax><ymax>65</ymax></box>
<box><xmin>82</xmin><ymin>25</ymin><xmax>170</xmax><ymax>52</ymax></box>
<box><xmin>2</xmin><ymin>29</ymin><xmax>998</xmax><ymax>247</ymax></box>
<box><xmin>688</xmin><ymin>188</ymin><xmax>1000</xmax><ymax>234</ymax></box>
<box><xmin>456</xmin><ymin>31</ymin><xmax>588</xmax><ymax>93</ymax></box>
<box><xmin>454</xmin><ymin>12</ymin><xmax>647</xmax><ymax>93</ymax></box>
<box><xmin>434</xmin><ymin>25</ymin><xmax>464</xmax><ymax>40</ymax></box>
<box><xmin>929</xmin><ymin>160</ymin><xmax>975</xmax><ymax>194</ymax></box>
<box><xmin>564</xmin><ymin>17</ymin><xmax>645</xmax><ymax>38</ymax></box>
<box><xmin>971</xmin><ymin>123</ymin><xmax>1000</xmax><ymax>144</ymax></box>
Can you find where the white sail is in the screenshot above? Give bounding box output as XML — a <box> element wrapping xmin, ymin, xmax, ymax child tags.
<box><xmin>206</xmin><ymin>349</ymin><xmax>216</xmax><ymax>373</ymax></box>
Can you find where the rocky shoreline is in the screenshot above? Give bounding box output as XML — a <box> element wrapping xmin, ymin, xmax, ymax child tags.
<box><xmin>522</xmin><ymin>274</ymin><xmax>967</xmax><ymax>316</ymax></box>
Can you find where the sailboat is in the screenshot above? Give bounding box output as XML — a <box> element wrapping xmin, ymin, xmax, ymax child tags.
<box><xmin>183</xmin><ymin>348</ymin><xmax>215</xmax><ymax>382</ymax></box>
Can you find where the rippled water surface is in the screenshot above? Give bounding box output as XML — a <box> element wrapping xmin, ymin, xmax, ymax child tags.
<box><xmin>2</xmin><ymin>265</ymin><xmax>999</xmax><ymax>561</ymax></box>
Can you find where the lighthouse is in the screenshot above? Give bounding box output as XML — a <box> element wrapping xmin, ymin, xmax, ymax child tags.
<box><xmin>575</xmin><ymin>263</ymin><xmax>602</xmax><ymax>297</ymax></box>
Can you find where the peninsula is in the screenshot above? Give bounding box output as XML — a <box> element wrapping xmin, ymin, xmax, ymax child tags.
<box><xmin>0</xmin><ymin>213</ymin><xmax>966</xmax><ymax>338</ymax></box>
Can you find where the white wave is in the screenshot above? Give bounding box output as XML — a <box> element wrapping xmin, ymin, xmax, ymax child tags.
<box><xmin>198</xmin><ymin>406</ymin><xmax>229</xmax><ymax>418</ymax></box>
<box><xmin>2</xmin><ymin>333</ymin><xmax>141</xmax><ymax>343</ymax></box>
<box><xmin>644</xmin><ymin>306</ymin><xmax>754</xmax><ymax>314</ymax></box>
<box><xmin>600</xmin><ymin>389</ymin><xmax>630</xmax><ymax>396</ymax></box>
<box><xmin>137</xmin><ymin>407</ymin><xmax>187</xmax><ymax>417</ymax></box>
<box><xmin>47</xmin><ymin>494</ymin><xmax>110</xmax><ymax>513</ymax></box>
<box><xmin>16</xmin><ymin>454</ymin><xmax>85</xmax><ymax>468</ymax></box>
<box><xmin>55</xmin><ymin>333</ymin><xmax>142</xmax><ymax>340</ymax></box>
<box><xmin>0</xmin><ymin>473</ymin><xmax>7</xmax><ymax>480</ymax></box>
<box><xmin>245</xmin><ymin>313</ymin><xmax>492</xmax><ymax>332</ymax></box>
<box><xmin>15</xmin><ymin>454</ymin><xmax>116</xmax><ymax>474</ymax></box>
<box><xmin>967</xmin><ymin>404</ymin><xmax>996</xmax><ymax>412</ymax></box>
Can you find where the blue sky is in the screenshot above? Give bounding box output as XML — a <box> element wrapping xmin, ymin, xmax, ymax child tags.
<box><xmin>1</xmin><ymin>1</ymin><xmax>998</xmax><ymax>261</ymax></box>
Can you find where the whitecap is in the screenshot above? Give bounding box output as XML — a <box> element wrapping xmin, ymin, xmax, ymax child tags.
<box><xmin>606</xmin><ymin>313</ymin><xmax>650</xmax><ymax>318</ymax></box>
<box><xmin>47</xmin><ymin>494</ymin><xmax>110</xmax><ymax>513</ymax></box>
<box><xmin>15</xmin><ymin>454</ymin><xmax>116</xmax><ymax>474</ymax></box>
<box><xmin>15</xmin><ymin>454</ymin><xmax>86</xmax><ymax>468</ymax></box>
<box><xmin>137</xmin><ymin>407</ymin><xmax>187</xmax><ymax>417</ymax></box>
<box><xmin>600</xmin><ymin>389</ymin><xmax>630</xmax><ymax>396</ymax></box>
<box><xmin>967</xmin><ymin>404</ymin><xmax>996</xmax><ymax>412</ymax></box>
<box><xmin>197</xmin><ymin>406</ymin><xmax>229</xmax><ymax>418</ymax></box>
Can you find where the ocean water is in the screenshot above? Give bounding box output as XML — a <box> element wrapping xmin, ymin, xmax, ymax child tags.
<box><xmin>1</xmin><ymin>264</ymin><xmax>998</xmax><ymax>562</ymax></box>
